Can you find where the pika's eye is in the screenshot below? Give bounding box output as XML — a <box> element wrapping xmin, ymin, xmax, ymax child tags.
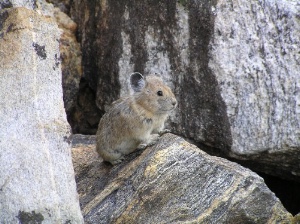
<box><xmin>157</xmin><ymin>90</ymin><xmax>163</xmax><ymax>96</ymax></box>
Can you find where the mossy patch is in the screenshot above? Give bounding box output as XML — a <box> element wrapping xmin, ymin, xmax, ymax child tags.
<box><xmin>17</xmin><ymin>211</ymin><xmax>44</xmax><ymax>224</ymax></box>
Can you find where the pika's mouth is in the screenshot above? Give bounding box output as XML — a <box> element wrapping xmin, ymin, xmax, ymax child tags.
<box><xmin>160</xmin><ymin>106</ymin><xmax>177</xmax><ymax>112</ymax></box>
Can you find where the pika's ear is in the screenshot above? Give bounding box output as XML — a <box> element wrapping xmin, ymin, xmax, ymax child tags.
<box><xmin>130</xmin><ymin>72</ymin><xmax>145</xmax><ymax>92</ymax></box>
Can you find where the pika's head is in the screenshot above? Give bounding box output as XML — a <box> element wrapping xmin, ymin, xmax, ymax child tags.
<box><xmin>130</xmin><ymin>72</ymin><xmax>177</xmax><ymax>114</ymax></box>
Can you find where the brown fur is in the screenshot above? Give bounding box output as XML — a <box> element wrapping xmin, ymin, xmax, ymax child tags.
<box><xmin>96</xmin><ymin>73</ymin><xmax>177</xmax><ymax>165</ymax></box>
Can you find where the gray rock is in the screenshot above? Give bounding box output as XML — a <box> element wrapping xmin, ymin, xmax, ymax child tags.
<box><xmin>70</xmin><ymin>0</ymin><xmax>300</xmax><ymax>181</ymax></box>
<box><xmin>209</xmin><ymin>1</ymin><xmax>300</xmax><ymax>153</ymax></box>
<box><xmin>0</xmin><ymin>0</ymin><xmax>54</xmax><ymax>12</ymax></box>
<box><xmin>0</xmin><ymin>0</ymin><xmax>37</xmax><ymax>10</ymax></box>
<box><xmin>0</xmin><ymin>7</ymin><xmax>83</xmax><ymax>223</ymax></box>
<box><xmin>4</xmin><ymin>0</ymin><xmax>87</xmax><ymax>134</ymax></box>
<box><xmin>208</xmin><ymin>0</ymin><xmax>300</xmax><ymax>180</ymax></box>
<box><xmin>72</xmin><ymin>133</ymin><xmax>295</xmax><ymax>223</ymax></box>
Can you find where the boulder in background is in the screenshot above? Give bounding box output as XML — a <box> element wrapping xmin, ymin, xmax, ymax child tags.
<box><xmin>69</xmin><ymin>0</ymin><xmax>300</xmax><ymax>182</ymax></box>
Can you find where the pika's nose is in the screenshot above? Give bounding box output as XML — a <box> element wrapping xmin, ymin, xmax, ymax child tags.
<box><xmin>172</xmin><ymin>100</ymin><xmax>177</xmax><ymax>107</ymax></box>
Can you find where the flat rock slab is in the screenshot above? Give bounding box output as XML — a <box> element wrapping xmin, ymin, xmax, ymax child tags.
<box><xmin>72</xmin><ymin>134</ymin><xmax>295</xmax><ymax>223</ymax></box>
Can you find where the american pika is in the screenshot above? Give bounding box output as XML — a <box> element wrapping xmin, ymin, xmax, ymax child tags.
<box><xmin>96</xmin><ymin>72</ymin><xmax>177</xmax><ymax>165</ymax></box>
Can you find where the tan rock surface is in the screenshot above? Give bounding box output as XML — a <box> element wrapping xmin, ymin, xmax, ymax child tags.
<box><xmin>72</xmin><ymin>133</ymin><xmax>295</xmax><ymax>223</ymax></box>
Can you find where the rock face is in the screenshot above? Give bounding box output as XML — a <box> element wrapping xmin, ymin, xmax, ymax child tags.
<box><xmin>210</xmin><ymin>0</ymin><xmax>300</xmax><ymax>156</ymax></box>
<box><xmin>70</xmin><ymin>0</ymin><xmax>300</xmax><ymax>181</ymax></box>
<box><xmin>72</xmin><ymin>133</ymin><xmax>295</xmax><ymax>223</ymax></box>
<box><xmin>69</xmin><ymin>0</ymin><xmax>232</xmax><ymax>148</ymax></box>
<box><xmin>0</xmin><ymin>7</ymin><xmax>83</xmax><ymax>223</ymax></box>
<box><xmin>1</xmin><ymin>0</ymin><xmax>84</xmax><ymax>134</ymax></box>
<box><xmin>209</xmin><ymin>0</ymin><xmax>300</xmax><ymax>180</ymax></box>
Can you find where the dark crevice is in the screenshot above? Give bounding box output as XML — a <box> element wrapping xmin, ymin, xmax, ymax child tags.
<box><xmin>67</xmin><ymin>77</ymin><xmax>103</xmax><ymax>135</ymax></box>
<box><xmin>258</xmin><ymin>172</ymin><xmax>300</xmax><ymax>216</ymax></box>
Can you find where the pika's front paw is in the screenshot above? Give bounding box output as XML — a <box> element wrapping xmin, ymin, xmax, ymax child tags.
<box><xmin>137</xmin><ymin>134</ymin><xmax>160</xmax><ymax>150</ymax></box>
<box><xmin>110</xmin><ymin>157</ymin><xmax>125</xmax><ymax>165</ymax></box>
<box><xmin>158</xmin><ymin>129</ymin><xmax>171</xmax><ymax>135</ymax></box>
<box><xmin>137</xmin><ymin>143</ymin><xmax>148</xmax><ymax>150</ymax></box>
<box><xmin>148</xmin><ymin>134</ymin><xmax>160</xmax><ymax>146</ymax></box>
